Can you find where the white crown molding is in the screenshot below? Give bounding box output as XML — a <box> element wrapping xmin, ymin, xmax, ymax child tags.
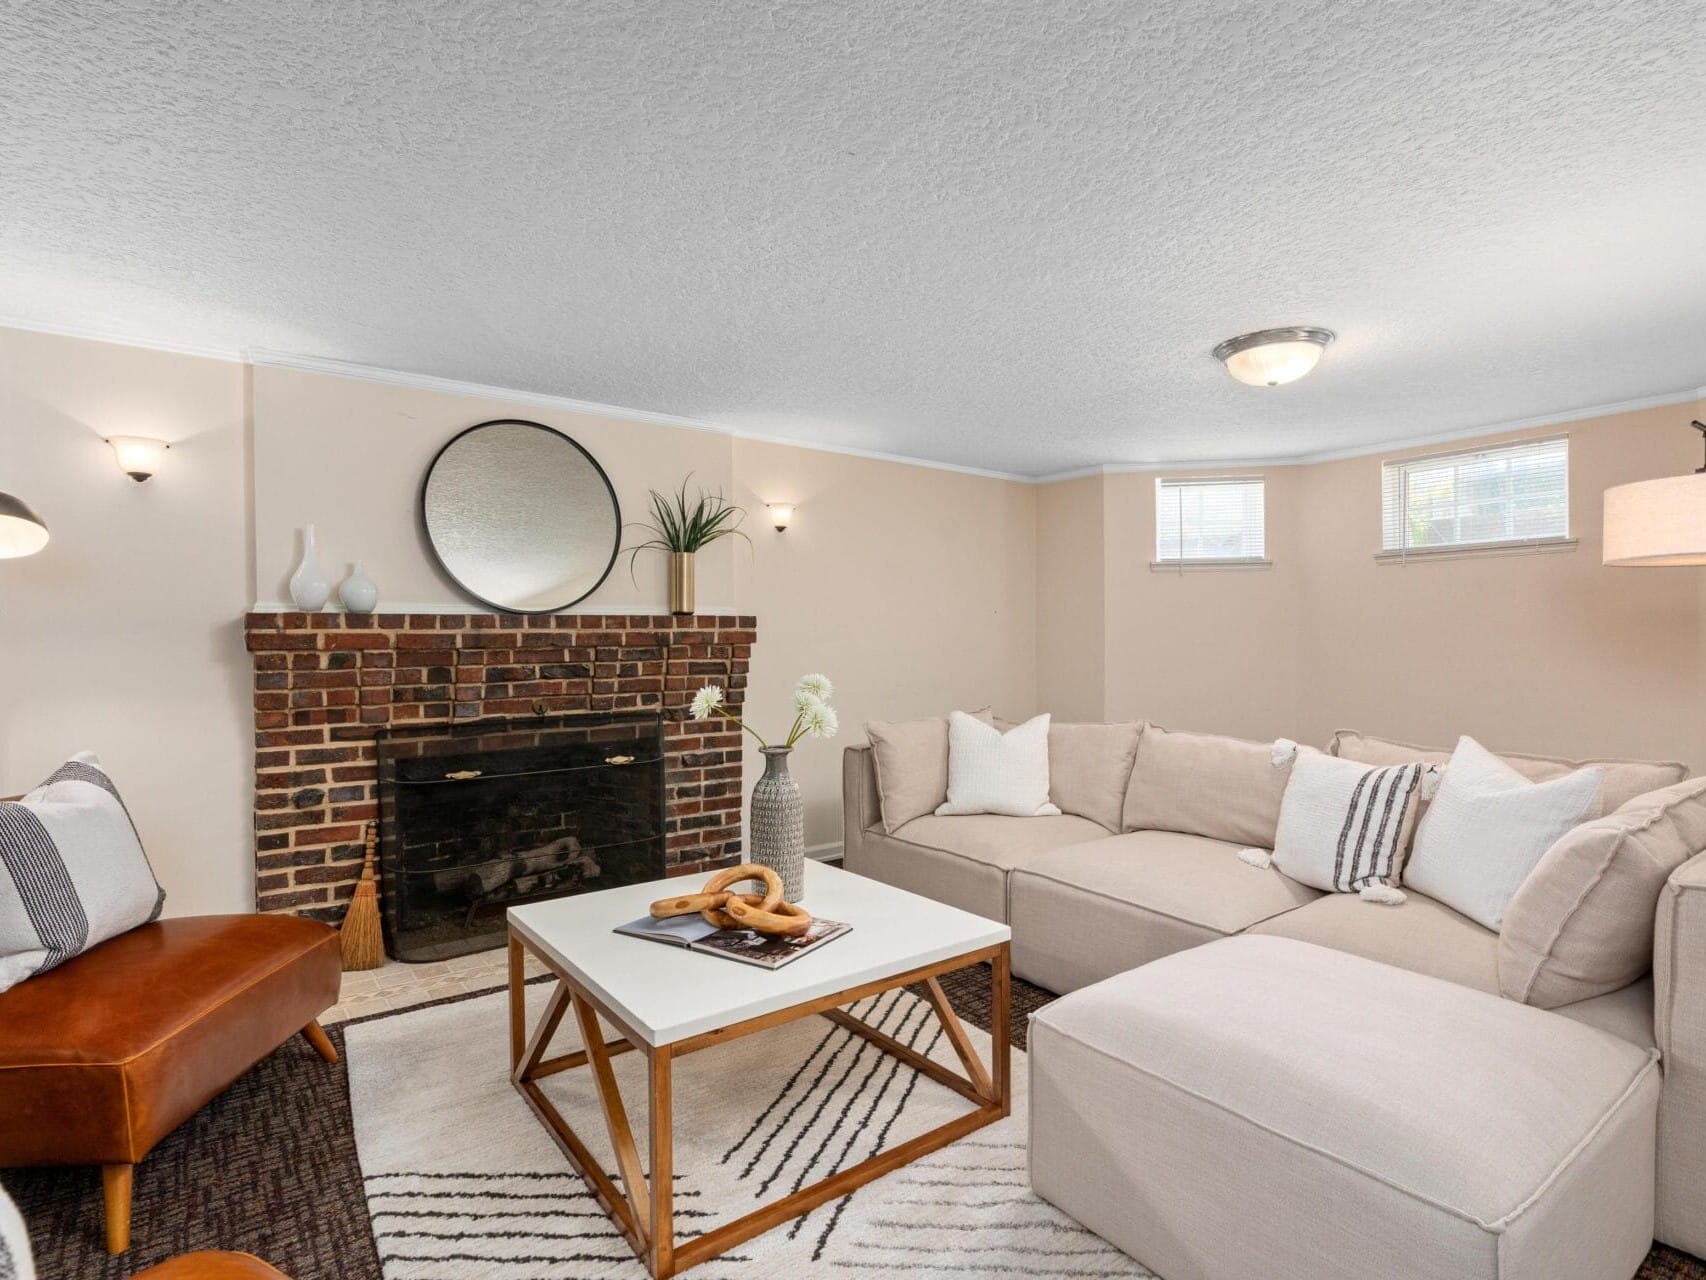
<box><xmin>1286</xmin><ymin>387</ymin><xmax>1704</xmax><ymax>466</ymax></box>
<box><xmin>243</xmin><ymin>348</ymin><xmax>1036</xmax><ymax>484</ymax></box>
<box><xmin>1030</xmin><ymin>387</ymin><xmax>1705</xmax><ymax>483</ymax></box>
<box><xmin>3</xmin><ymin>316</ymin><xmax>1698</xmax><ymax>485</ymax></box>
<box><xmin>0</xmin><ymin>313</ymin><xmax>244</xmax><ymax>364</ymax></box>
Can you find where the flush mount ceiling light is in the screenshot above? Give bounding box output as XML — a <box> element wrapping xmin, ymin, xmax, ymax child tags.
<box><xmin>1212</xmin><ymin>326</ymin><xmax>1335</xmax><ymax>388</ymax></box>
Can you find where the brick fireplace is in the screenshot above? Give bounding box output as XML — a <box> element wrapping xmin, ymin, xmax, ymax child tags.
<box><xmin>242</xmin><ymin>611</ymin><xmax>754</xmax><ymax>920</ymax></box>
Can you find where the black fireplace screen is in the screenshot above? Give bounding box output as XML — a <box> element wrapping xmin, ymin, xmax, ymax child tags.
<box><xmin>376</xmin><ymin>712</ymin><xmax>666</xmax><ymax>961</ymax></box>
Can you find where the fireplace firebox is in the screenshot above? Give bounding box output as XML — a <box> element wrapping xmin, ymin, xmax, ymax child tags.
<box><xmin>376</xmin><ymin>712</ymin><xmax>666</xmax><ymax>961</ymax></box>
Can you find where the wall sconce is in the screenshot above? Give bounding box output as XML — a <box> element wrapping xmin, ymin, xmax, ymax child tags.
<box><xmin>766</xmin><ymin>502</ymin><xmax>795</xmax><ymax>532</ymax></box>
<box><xmin>108</xmin><ymin>436</ymin><xmax>168</xmax><ymax>482</ymax></box>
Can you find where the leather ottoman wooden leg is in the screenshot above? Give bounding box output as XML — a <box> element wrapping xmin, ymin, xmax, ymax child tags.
<box><xmin>300</xmin><ymin>1019</ymin><xmax>337</xmax><ymax>1064</ymax></box>
<box><xmin>103</xmin><ymin>1163</ymin><xmax>133</xmax><ymax>1254</ymax></box>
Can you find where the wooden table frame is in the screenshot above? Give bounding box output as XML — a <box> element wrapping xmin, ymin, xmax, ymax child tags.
<box><xmin>507</xmin><ymin>928</ymin><xmax>1011</xmax><ymax>1278</ymax></box>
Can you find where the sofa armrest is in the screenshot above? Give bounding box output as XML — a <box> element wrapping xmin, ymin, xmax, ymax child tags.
<box><xmin>843</xmin><ymin>744</ymin><xmax>882</xmax><ymax>871</ymax></box>
<box><xmin>1655</xmin><ymin>848</ymin><xmax>1706</xmax><ymax>1254</ymax></box>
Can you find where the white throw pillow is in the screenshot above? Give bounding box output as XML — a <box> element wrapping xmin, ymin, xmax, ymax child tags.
<box><xmin>0</xmin><ymin>752</ymin><xmax>164</xmax><ymax>994</ymax></box>
<box><xmin>1404</xmin><ymin>736</ymin><xmax>1601</xmax><ymax>930</ymax></box>
<box><xmin>1273</xmin><ymin>747</ymin><xmax>1429</xmax><ymax>894</ymax></box>
<box><xmin>935</xmin><ymin>712</ymin><xmax>1062</xmax><ymax>818</ymax></box>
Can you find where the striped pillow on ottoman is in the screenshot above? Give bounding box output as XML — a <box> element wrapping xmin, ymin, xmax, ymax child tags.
<box><xmin>0</xmin><ymin>752</ymin><xmax>164</xmax><ymax>994</ymax></box>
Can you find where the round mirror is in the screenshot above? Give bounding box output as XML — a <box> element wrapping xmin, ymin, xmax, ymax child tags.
<box><xmin>421</xmin><ymin>420</ymin><xmax>620</xmax><ymax>613</ymax></box>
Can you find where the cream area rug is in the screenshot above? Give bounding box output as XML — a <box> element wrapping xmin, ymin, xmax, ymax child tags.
<box><xmin>345</xmin><ymin>982</ymin><xmax>1150</xmax><ymax>1278</ymax></box>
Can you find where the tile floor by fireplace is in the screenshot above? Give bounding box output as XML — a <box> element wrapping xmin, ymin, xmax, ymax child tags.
<box><xmin>320</xmin><ymin>947</ymin><xmax>548</xmax><ymax>1024</ymax></box>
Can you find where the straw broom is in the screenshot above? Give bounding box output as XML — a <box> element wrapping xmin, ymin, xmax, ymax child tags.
<box><xmin>340</xmin><ymin>821</ymin><xmax>384</xmax><ymax>971</ymax></box>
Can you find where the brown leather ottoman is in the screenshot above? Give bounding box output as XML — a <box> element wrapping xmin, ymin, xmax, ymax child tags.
<box><xmin>134</xmin><ymin>1252</ymin><xmax>290</xmax><ymax>1279</ymax></box>
<box><xmin>0</xmin><ymin>915</ymin><xmax>340</xmax><ymax>1253</ymax></box>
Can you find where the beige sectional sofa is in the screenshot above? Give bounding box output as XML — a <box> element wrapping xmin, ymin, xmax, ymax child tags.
<box><xmin>841</xmin><ymin>722</ymin><xmax>1706</xmax><ymax>1264</ymax></box>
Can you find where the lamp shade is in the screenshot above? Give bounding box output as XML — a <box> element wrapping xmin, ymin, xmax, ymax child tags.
<box><xmin>0</xmin><ymin>491</ymin><xmax>49</xmax><ymax>559</ymax></box>
<box><xmin>1603</xmin><ymin>473</ymin><xmax>1706</xmax><ymax>566</ymax></box>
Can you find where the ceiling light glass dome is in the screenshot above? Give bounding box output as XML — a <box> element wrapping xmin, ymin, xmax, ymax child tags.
<box><xmin>1212</xmin><ymin>327</ymin><xmax>1335</xmax><ymax>387</ymax></box>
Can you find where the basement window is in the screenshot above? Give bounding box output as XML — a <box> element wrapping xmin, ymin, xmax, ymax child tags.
<box><xmin>1153</xmin><ymin>476</ymin><xmax>1268</xmax><ymax>568</ymax></box>
<box><xmin>1379</xmin><ymin>437</ymin><xmax>1574</xmax><ymax>560</ymax></box>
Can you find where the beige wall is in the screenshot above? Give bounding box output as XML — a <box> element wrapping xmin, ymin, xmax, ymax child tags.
<box><xmin>250</xmin><ymin>365</ymin><xmax>738</xmax><ymax>612</ymax></box>
<box><xmin>0</xmin><ymin>328</ymin><xmax>253</xmax><ymax>915</ymax></box>
<box><xmin>1035</xmin><ymin>399</ymin><xmax>1706</xmax><ymax>772</ymax></box>
<box><xmin>1035</xmin><ymin>476</ymin><xmax>1104</xmax><ymax>722</ymax></box>
<box><xmin>1100</xmin><ymin>466</ymin><xmax>1304</xmax><ymax>740</ymax></box>
<box><xmin>733</xmin><ymin>438</ymin><xmax>1038</xmax><ymax>845</ymax></box>
<box><xmin>1293</xmin><ymin>403</ymin><xmax>1706</xmax><ymax>769</ymax></box>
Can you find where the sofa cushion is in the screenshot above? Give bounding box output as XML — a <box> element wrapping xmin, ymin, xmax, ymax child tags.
<box><xmin>1122</xmin><ymin>724</ymin><xmax>1290</xmax><ymax>847</ymax></box>
<box><xmin>1328</xmin><ymin>728</ymin><xmax>1687</xmax><ymax>816</ymax></box>
<box><xmin>1046</xmin><ymin>721</ymin><xmax>1142</xmax><ymax>832</ymax></box>
<box><xmin>1008</xmin><ymin>831</ymin><xmax>1320</xmax><ymax>992</ymax></box>
<box><xmin>1501</xmin><ymin>776</ymin><xmax>1706</xmax><ymax>1009</ymax></box>
<box><xmin>889</xmin><ymin>813</ymin><xmax>1109</xmax><ymax>870</ymax></box>
<box><xmin>853</xmin><ymin>813</ymin><xmax>1111</xmax><ymax>923</ymax></box>
<box><xmin>1029</xmin><ymin>935</ymin><xmax>1661</xmax><ymax>1280</ymax></box>
<box><xmin>1248</xmin><ymin>888</ymin><xmax>1499</xmax><ymax>992</ymax></box>
<box><xmin>864</xmin><ymin>709</ymin><xmax>991</xmax><ymax>832</ymax></box>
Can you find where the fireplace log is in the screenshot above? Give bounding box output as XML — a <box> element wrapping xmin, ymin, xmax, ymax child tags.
<box><xmin>461</xmin><ymin>836</ymin><xmax>599</xmax><ymax>900</ymax></box>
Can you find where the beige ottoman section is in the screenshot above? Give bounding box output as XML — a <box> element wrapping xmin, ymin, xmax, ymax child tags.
<box><xmin>1030</xmin><ymin>936</ymin><xmax>1661</xmax><ymax>1280</ymax></box>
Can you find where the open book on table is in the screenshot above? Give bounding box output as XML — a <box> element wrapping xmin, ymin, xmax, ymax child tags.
<box><xmin>613</xmin><ymin>912</ymin><xmax>851</xmax><ymax>970</ymax></box>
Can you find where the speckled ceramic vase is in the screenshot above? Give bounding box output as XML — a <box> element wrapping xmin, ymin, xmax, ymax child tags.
<box><xmin>751</xmin><ymin>746</ymin><xmax>805</xmax><ymax>901</ymax></box>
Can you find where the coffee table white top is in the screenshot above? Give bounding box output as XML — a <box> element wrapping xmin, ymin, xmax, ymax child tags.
<box><xmin>508</xmin><ymin>861</ymin><xmax>1009</xmax><ymax>1047</ymax></box>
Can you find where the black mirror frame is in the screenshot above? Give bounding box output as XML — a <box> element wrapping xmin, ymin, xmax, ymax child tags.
<box><xmin>419</xmin><ymin>418</ymin><xmax>622</xmax><ymax>615</ymax></box>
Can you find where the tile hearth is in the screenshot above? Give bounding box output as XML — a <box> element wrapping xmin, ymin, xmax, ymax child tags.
<box><xmin>321</xmin><ymin>948</ymin><xmax>545</xmax><ymax>1025</ymax></box>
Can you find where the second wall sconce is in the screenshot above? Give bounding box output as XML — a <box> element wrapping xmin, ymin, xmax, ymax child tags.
<box><xmin>766</xmin><ymin>502</ymin><xmax>795</xmax><ymax>532</ymax></box>
<box><xmin>108</xmin><ymin>436</ymin><xmax>169</xmax><ymax>482</ymax></box>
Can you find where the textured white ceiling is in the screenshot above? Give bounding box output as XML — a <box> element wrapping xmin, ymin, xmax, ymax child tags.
<box><xmin>2</xmin><ymin>1</ymin><xmax>1704</xmax><ymax>476</ymax></box>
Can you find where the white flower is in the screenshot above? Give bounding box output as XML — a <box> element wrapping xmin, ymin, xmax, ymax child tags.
<box><xmin>800</xmin><ymin>699</ymin><xmax>840</xmax><ymax>740</ymax></box>
<box><xmin>690</xmin><ymin>684</ymin><xmax>724</xmax><ymax>720</ymax></box>
<box><xmin>793</xmin><ymin>687</ymin><xmax>822</xmax><ymax>714</ymax></box>
<box><xmin>795</xmin><ymin>672</ymin><xmax>834</xmax><ymax>702</ymax></box>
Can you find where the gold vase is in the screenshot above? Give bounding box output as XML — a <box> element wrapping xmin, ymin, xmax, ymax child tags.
<box><xmin>668</xmin><ymin>551</ymin><xmax>695</xmax><ymax>615</ymax></box>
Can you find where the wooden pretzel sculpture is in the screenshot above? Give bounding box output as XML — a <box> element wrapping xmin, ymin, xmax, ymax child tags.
<box><xmin>649</xmin><ymin>863</ymin><xmax>814</xmax><ymax>937</ymax></box>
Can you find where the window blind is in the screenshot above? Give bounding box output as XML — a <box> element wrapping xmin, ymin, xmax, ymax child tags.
<box><xmin>1380</xmin><ymin>437</ymin><xmax>1569</xmax><ymax>554</ymax></box>
<box><xmin>1155</xmin><ymin>476</ymin><xmax>1266</xmax><ymax>563</ymax></box>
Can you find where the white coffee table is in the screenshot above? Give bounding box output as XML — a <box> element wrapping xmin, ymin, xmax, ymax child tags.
<box><xmin>506</xmin><ymin>860</ymin><xmax>1012</xmax><ymax>1278</ymax></box>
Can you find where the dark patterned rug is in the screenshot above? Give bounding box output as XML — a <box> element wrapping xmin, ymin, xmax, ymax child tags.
<box><xmin>4</xmin><ymin>965</ymin><xmax>1699</xmax><ymax>1279</ymax></box>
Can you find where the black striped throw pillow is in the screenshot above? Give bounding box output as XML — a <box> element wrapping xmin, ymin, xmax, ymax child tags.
<box><xmin>1271</xmin><ymin>746</ymin><xmax>1429</xmax><ymax>897</ymax></box>
<box><xmin>0</xmin><ymin>752</ymin><xmax>164</xmax><ymax>994</ymax></box>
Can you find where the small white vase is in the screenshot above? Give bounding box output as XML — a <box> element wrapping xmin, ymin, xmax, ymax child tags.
<box><xmin>339</xmin><ymin>560</ymin><xmax>379</xmax><ymax>613</ymax></box>
<box><xmin>289</xmin><ymin>524</ymin><xmax>331</xmax><ymax>610</ymax></box>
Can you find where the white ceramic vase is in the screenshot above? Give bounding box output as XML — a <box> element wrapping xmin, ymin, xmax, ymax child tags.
<box><xmin>289</xmin><ymin>524</ymin><xmax>331</xmax><ymax>610</ymax></box>
<box><xmin>339</xmin><ymin>560</ymin><xmax>379</xmax><ymax>613</ymax></box>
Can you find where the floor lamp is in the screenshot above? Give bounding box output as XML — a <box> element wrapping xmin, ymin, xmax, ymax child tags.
<box><xmin>0</xmin><ymin>491</ymin><xmax>49</xmax><ymax>559</ymax></box>
<box><xmin>1604</xmin><ymin>422</ymin><xmax>1706</xmax><ymax>568</ymax></box>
